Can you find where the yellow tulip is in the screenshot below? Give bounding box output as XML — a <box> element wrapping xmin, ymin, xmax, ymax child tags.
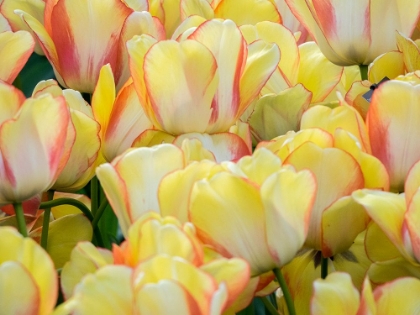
<box><xmin>0</xmin><ymin>227</ymin><xmax>57</xmax><ymax>315</ymax></box>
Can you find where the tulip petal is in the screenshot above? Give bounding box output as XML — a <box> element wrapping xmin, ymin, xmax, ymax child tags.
<box><xmin>368</xmin><ymin>80</ymin><xmax>420</xmax><ymax>192</ymax></box>
<box><xmin>48</xmin><ymin>0</ymin><xmax>132</xmax><ymax>92</ymax></box>
<box><xmin>188</xmin><ymin>19</ymin><xmax>246</xmax><ymax>133</ymax></box>
<box><xmin>311</xmin><ymin>272</ymin><xmax>360</xmax><ymax>315</ymax></box>
<box><xmin>103</xmin><ymin>80</ymin><xmax>153</xmax><ymax>161</ymax></box>
<box><xmin>61</xmin><ymin>242</ymin><xmax>114</xmax><ymax>299</ymax></box>
<box><xmin>297</xmin><ymin>42</ymin><xmax>343</xmax><ymax>102</ymax></box>
<box><xmin>322</xmin><ymin>196</ymin><xmax>369</xmax><ymax>257</ymax></box>
<box><xmin>96</xmin><ymin>145</ymin><xmax>185</xmax><ymax>236</ymax></box>
<box><xmin>0</xmin><ymin>227</ymin><xmax>57</xmax><ymax>314</ymax></box>
<box><xmin>239</xmin><ymin>39</ymin><xmax>280</xmax><ymax>115</ymax></box>
<box><xmin>368</xmin><ymin>258</ymin><xmax>420</xmax><ymax>285</ymax></box>
<box><xmin>159</xmin><ymin>160</ymin><xmax>222</xmax><ymax>223</ymax></box>
<box><xmin>396</xmin><ymin>31</ymin><xmax>420</xmax><ymax>72</ymax></box>
<box><xmin>261</xmin><ymin>168</ymin><xmax>316</xmax><ymax>265</ymax></box>
<box><xmin>213</xmin><ymin>0</ymin><xmax>281</xmax><ymax>25</ymax></box>
<box><xmin>0</xmin><ymin>81</ymin><xmax>25</xmax><ymax>125</ymax></box>
<box><xmin>0</xmin><ymin>262</ymin><xmax>39</xmax><ymax>315</ymax></box>
<box><xmin>0</xmin><ymin>95</ymin><xmax>69</xmax><ymax>203</ymax></box>
<box><xmin>352</xmin><ymin>189</ymin><xmax>412</xmax><ymax>262</ymax></box>
<box><xmin>369</xmin><ymin>51</ymin><xmax>404</xmax><ymax>83</ymax></box>
<box><xmin>190</xmin><ymin>172</ymin><xmax>274</xmax><ymax>275</ymax></box>
<box><xmin>173</xmin><ymin>133</ymin><xmax>251</xmax><ymax>163</ymax></box>
<box><xmin>365</xmin><ymin>222</ymin><xmax>401</xmax><ymax>262</ymax></box>
<box><xmin>373</xmin><ymin>277</ymin><xmax>420</xmax><ymax>314</ymax></box>
<box><xmin>143</xmin><ymin>40</ymin><xmax>218</xmax><ymax>134</ymax></box>
<box><xmin>249</xmin><ymin>84</ymin><xmax>311</xmax><ymax>142</ymax></box>
<box><xmin>0</xmin><ymin>30</ymin><xmax>34</xmax><ymax>84</ymax></box>
<box><xmin>284</xmin><ymin>142</ymin><xmax>364</xmax><ymax>251</ymax></box>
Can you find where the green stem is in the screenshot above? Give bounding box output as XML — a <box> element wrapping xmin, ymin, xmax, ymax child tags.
<box><xmin>273</xmin><ymin>268</ymin><xmax>295</xmax><ymax>315</ymax></box>
<box><xmin>41</xmin><ymin>190</ymin><xmax>55</xmax><ymax>249</ymax></box>
<box><xmin>91</xmin><ymin>176</ymin><xmax>99</xmax><ymax>217</ymax></box>
<box><xmin>259</xmin><ymin>296</ymin><xmax>279</xmax><ymax>315</ymax></box>
<box><xmin>13</xmin><ymin>202</ymin><xmax>28</xmax><ymax>237</ymax></box>
<box><xmin>39</xmin><ymin>198</ymin><xmax>93</xmax><ymax>221</ymax></box>
<box><xmin>359</xmin><ymin>64</ymin><xmax>368</xmax><ymax>81</ymax></box>
<box><xmin>92</xmin><ymin>198</ymin><xmax>109</xmax><ymax>229</ymax></box>
<box><xmin>321</xmin><ymin>256</ymin><xmax>329</xmax><ymax>279</ymax></box>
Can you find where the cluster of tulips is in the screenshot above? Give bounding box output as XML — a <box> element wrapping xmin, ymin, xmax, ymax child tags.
<box><xmin>2</xmin><ymin>0</ymin><xmax>420</xmax><ymax>314</ymax></box>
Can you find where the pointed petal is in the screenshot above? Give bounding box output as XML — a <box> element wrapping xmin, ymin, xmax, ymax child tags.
<box><xmin>92</xmin><ymin>64</ymin><xmax>116</xmax><ymax>141</ymax></box>
<box><xmin>103</xmin><ymin>80</ymin><xmax>153</xmax><ymax>162</ymax></box>
<box><xmin>188</xmin><ymin>19</ymin><xmax>246</xmax><ymax>133</ymax></box>
<box><xmin>369</xmin><ymin>51</ymin><xmax>405</xmax><ymax>83</ymax></box>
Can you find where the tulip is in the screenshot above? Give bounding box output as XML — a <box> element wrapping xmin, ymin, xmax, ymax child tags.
<box><xmin>0</xmin><ymin>81</ymin><xmax>70</xmax><ymax>205</ymax></box>
<box><xmin>32</xmin><ymin>79</ymin><xmax>101</xmax><ymax>191</ymax></box>
<box><xmin>0</xmin><ymin>226</ymin><xmax>57</xmax><ymax>314</ymax></box>
<box><xmin>164</xmin><ymin>148</ymin><xmax>317</xmax><ymax>276</ymax></box>
<box><xmin>18</xmin><ymin>0</ymin><xmax>165</xmax><ymax>92</ymax></box>
<box><xmin>258</xmin><ymin>126</ymin><xmax>388</xmax><ymax>257</ymax></box>
<box><xmin>366</xmin><ymin>79</ymin><xmax>420</xmax><ymax>192</ymax></box>
<box><xmin>96</xmin><ymin>144</ymin><xmax>186</xmax><ymax>235</ymax></box>
<box><xmin>59</xmin><ymin>212</ymin><xmax>251</xmax><ymax>314</ymax></box>
<box><xmin>310</xmin><ymin>272</ymin><xmax>420</xmax><ymax>315</ymax></box>
<box><xmin>352</xmin><ymin>160</ymin><xmax>420</xmax><ymax>284</ymax></box>
<box><xmin>285</xmin><ymin>0</ymin><xmax>420</xmax><ymax>66</ymax></box>
<box><xmin>128</xmin><ymin>19</ymin><xmax>279</xmax><ymax>159</ymax></box>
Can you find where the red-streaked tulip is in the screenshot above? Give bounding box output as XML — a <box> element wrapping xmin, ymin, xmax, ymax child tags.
<box><xmin>0</xmin><ymin>81</ymin><xmax>70</xmax><ymax>205</ymax></box>
<box><xmin>0</xmin><ymin>226</ymin><xmax>57</xmax><ymax>314</ymax></box>
<box><xmin>285</xmin><ymin>0</ymin><xmax>420</xmax><ymax>66</ymax></box>
<box><xmin>367</xmin><ymin>80</ymin><xmax>420</xmax><ymax>192</ymax></box>
<box><xmin>32</xmin><ymin>79</ymin><xmax>101</xmax><ymax>191</ymax></box>
<box><xmin>18</xmin><ymin>0</ymin><xmax>164</xmax><ymax>92</ymax></box>
<box><xmin>128</xmin><ymin>19</ymin><xmax>278</xmax><ymax>159</ymax></box>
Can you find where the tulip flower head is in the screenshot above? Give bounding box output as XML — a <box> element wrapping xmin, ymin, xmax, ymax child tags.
<box><xmin>285</xmin><ymin>0</ymin><xmax>420</xmax><ymax>66</ymax></box>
